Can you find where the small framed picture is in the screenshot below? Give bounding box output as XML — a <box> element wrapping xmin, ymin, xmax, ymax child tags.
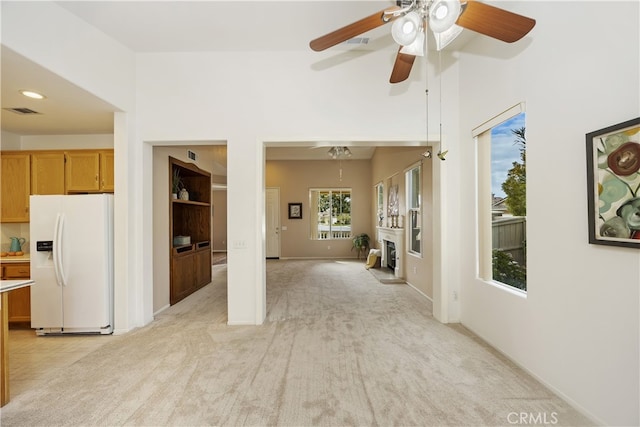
<box><xmin>586</xmin><ymin>117</ymin><xmax>640</xmax><ymax>248</ymax></box>
<box><xmin>288</xmin><ymin>203</ymin><xmax>302</xmax><ymax>219</ymax></box>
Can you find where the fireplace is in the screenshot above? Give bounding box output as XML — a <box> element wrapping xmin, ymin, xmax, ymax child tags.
<box><xmin>386</xmin><ymin>241</ymin><xmax>396</xmax><ymax>271</ymax></box>
<box><xmin>376</xmin><ymin>226</ymin><xmax>405</xmax><ymax>279</ymax></box>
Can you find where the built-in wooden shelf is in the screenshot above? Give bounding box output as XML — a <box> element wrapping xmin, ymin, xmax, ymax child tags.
<box><xmin>169</xmin><ymin>157</ymin><xmax>212</xmax><ymax>305</ymax></box>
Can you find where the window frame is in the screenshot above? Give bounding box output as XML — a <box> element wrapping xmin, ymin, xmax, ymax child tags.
<box><xmin>375</xmin><ymin>182</ymin><xmax>384</xmax><ymax>226</ymax></box>
<box><xmin>405</xmin><ymin>162</ymin><xmax>422</xmax><ymax>256</ymax></box>
<box><xmin>474</xmin><ymin>103</ymin><xmax>527</xmax><ymax>293</ymax></box>
<box><xmin>309</xmin><ymin>188</ymin><xmax>352</xmax><ymax>240</ymax></box>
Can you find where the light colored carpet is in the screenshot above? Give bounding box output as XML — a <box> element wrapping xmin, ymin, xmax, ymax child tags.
<box><xmin>1</xmin><ymin>260</ymin><xmax>593</xmax><ymax>426</ymax></box>
<box><xmin>212</xmin><ymin>252</ymin><xmax>227</xmax><ymax>265</ymax></box>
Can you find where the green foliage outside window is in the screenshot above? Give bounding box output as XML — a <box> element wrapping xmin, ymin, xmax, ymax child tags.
<box><xmin>492</xmin><ymin>249</ymin><xmax>526</xmax><ymax>291</ymax></box>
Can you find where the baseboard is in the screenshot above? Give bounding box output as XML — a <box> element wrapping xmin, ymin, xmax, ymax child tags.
<box><xmin>153</xmin><ymin>304</ymin><xmax>170</xmax><ymax>317</ymax></box>
<box><xmin>461</xmin><ymin>323</ymin><xmax>604</xmax><ymax>426</ymax></box>
<box><xmin>405</xmin><ymin>281</ymin><xmax>434</xmax><ymax>313</ymax></box>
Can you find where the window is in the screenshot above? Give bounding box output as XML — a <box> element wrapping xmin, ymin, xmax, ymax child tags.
<box><xmin>309</xmin><ymin>188</ymin><xmax>352</xmax><ymax>240</ymax></box>
<box><xmin>406</xmin><ymin>164</ymin><xmax>421</xmax><ymax>255</ymax></box>
<box><xmin>375</xmin><ymin>182</ymin><xmax>384</xmax><ymax>226</ymax></box>
<box><xmin>476</xmin><ymin>106</ymin><xmax>527</xmax><ymax>292</ymax></box>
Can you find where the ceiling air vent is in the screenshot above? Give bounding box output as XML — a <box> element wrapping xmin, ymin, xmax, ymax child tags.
<box><xmin>4</xmin><ymin>107</ymin><xmax>42</xmax><ymax>115</ymax></box>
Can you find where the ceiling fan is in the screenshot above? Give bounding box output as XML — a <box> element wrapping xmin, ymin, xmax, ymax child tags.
<box><xmin>310</xmin><ymin>0</ymin><xmax>536</xmax><ymax>83</ymax></box>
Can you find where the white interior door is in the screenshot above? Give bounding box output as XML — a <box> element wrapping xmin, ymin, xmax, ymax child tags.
<box><xmin>265</xmin><ymin>188</ymin><xmax>280</xmax><ymax>258</ymax></box>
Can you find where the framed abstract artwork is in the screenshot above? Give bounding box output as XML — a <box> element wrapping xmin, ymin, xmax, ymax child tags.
<box><xmin>586</xmin><ymin>117</ymin><xmax>640</xmax><ymax>247</ymax></box>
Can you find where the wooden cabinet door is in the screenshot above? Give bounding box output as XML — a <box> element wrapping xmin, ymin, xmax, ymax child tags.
<box><xmin>195</xmin><ymin>248</ymin><xmax>212</xmax><ymax>287</ymax></box>
<box><xmin>31</xmin><ymin>152</ymin><xmax>65</xmax><ymax>195</ymax></box>
<box><xmin>4</xmin><ymin>263</ymin><xmax>31</xmax><ymax>323</ymax></box>
<box><xmin>65</xmin><ymin>151</ymin><xmax>100</xmax><ymax>192</ymax></box>
<box><xmin>171</xmin><ymin>252</ymin><xmax>196</xmax><ymax>305</ymax></box>
<box><xmin>1</xmin><ymin>153</ymin><xmax>31</xmax><ymax>222</ymax></box>
<box><xmin>100</xmin><ymin>150</ymin><xmax>115</xmax><ymax>192</ymax></box>
<box><xmin>7</xmin><ymin>287</ymin><xmax>30</xmax><ymax>323</ymax></box>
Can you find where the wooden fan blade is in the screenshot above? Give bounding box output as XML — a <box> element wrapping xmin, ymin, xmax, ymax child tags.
<box><xmin>456</xmin><ymin>1</ymin><xmax>536</xmax><ymax>43</ymax></box>
<box><xmin>389</xmin><ymin>48</ymin><xmax>415</xmax><ymax>84</ymax></box>
<box><xmin>310</xmin><ymin>6</ymin><xmax>399</xmax><ymax>52</ymax></box>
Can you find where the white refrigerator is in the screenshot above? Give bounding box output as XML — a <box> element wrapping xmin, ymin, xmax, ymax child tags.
<box><xmin>30</xmin><ymin>194</ymin><xmax>114</xmax><ymax>335</ymax></box>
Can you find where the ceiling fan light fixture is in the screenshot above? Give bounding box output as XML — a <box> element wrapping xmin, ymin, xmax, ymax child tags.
<box><xmin>400</xmin><ymin>30</ymin><xmax>425</xmax><ymax>56</ymax></box>
<box><xmin>434</xmin><ymin>24</ymin><xmax>464</xmax><ymax>51</ymax></box>
<box><xmin>327</xmin><ymin>146</ymin><xmax>351</xmax><ymax>159</ymax></box>
<box><xmin>391</xmin><ymin>11</ymin><xmax>422</xmax><ymax>46</ymax></box>
<box><xmin>429</xmin><ymin>0</ymin><xmax>461</xmax><ymax>34</ymax></box>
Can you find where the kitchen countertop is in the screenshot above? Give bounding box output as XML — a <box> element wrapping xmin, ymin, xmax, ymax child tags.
<box><xmin>0</xmin><ymin>279</ymin><xmax>34</xmax><ymax>294</ymax></box>
<box><xmin>0</xmin><ymin>254</ymin><xmax>30</xmax><ymax>263</ymax></box>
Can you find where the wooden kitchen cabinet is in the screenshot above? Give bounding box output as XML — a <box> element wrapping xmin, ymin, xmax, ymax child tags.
<box><xmin>0</xmin><ymin>153</ymin><xmax>31</xmax><ymax>222</ymax></box>
<box><xmin>31</xmin><ymin>152</ymin><xmax>65</xmax><ymax>195</ymax></box>
<box><xmin>0</xmin><ymin>262</ymin><xmax>31</xmax><ymax>323</ymax></box>
<box><xmin>169</xmin><ymin>157</ymin><xmax>211</xmax><ymax>305</ymax></box>
<box><xmin>100</xmin><ymin>150</ymin><xmax>115</xmax><ymax>192</ymax></box>
<box><xmin>65</xmin><ymin>150</ymin><xmax>114</xmax><ymax>193</ymax></box>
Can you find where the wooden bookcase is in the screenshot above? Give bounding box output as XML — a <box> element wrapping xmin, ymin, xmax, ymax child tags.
<box><xmin>169</xmin><ymin>157</ymin><xmax>212</xmax><ymax>305</ymax></box>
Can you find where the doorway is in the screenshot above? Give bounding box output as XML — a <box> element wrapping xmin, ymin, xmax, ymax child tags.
<box><xmin>151</xmin><ymin>143</ymin><xmax>227</xmax><ymax>316</ymax></box>
<box><xmin>265</xmin><ymin>188</ymin><xmax>280</xmax><ymax>258</ymax></box>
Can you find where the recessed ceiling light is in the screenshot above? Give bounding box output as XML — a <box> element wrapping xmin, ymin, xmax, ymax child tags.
<box><xmin>19</xmin><ymin>90</ymin><xmax>46</xmax><ymax>100</ymax></box>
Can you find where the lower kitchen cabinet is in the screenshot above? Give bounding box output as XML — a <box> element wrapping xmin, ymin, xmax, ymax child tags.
<box><xmin>1</xmin><ymin>262</ymin><xmax>31</xmax><ymax>323</ymax></box>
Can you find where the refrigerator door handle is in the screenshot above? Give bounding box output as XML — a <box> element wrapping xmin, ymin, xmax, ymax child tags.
<box><xmin>53</xmin><ymin>213</ymin><xmax>68</xmax><ymax>286</ymax></box>
<box><xmin>53</xmin><ymin>213</ymin><xmax>62</xmax><ymax>286</ymax></box>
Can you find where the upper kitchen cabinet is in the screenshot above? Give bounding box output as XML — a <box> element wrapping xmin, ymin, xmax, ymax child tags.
<box><xmin>100</xmin><ymin>150</ymin><xmax>115</xmax><ymax>192</ymax></box>
<box><xmin>65</xmin><ymin>150</ymin><xmax>114</xmax><ymax>193</ymax></box>
<box><xmin>1</xmin><ymin>153</ymin><xmax>31</xmax><ymax>222</ymax></box>
<box><xmin>31</xmin><ymin>152</ymin><xmax>65</xmax><ymax>195</ymax></box>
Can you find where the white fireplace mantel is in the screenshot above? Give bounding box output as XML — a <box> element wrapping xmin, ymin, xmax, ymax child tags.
<box><xmin>376</xmin><ymin>227</ymin><xmax>405</xmax><ymax>279</ymax></box>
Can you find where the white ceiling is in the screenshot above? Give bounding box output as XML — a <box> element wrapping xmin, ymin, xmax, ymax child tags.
<box><xmin>1</xmin><ymin>1</ymin><xmax>396</xmax><ymax>146</ymax></box>
<box><xmin>55</xmin><ymin>1</ymin><xmax>399</xmax><ymax>53</ymax></box>
<box><xmin>1</xmin><ymin>1</ymin><xmax>455</xmax><ymax>160</ymax></box>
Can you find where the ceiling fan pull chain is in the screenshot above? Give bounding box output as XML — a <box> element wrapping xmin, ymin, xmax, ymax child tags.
<box><xmin>437</xmin><ymin>48</ymin><xmax>447</xmax><ymax>161</ymax></box>
<box><xmin>425</xmin><ymin>25</ymin><xmax>430</xmax><ymax>149</ymax></box>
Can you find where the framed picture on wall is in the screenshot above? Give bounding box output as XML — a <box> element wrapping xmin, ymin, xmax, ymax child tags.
<box><xmin>586</xmin><ymin>117</ymin><xmax>640</xmax><ymax>247</ymax></box>
<box><xmin>288</xmin><ymin>203</ymin><xmax>302</xmax><ymax>219</ymax></box>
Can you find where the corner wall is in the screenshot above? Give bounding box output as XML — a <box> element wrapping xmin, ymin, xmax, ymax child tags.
<box><xmin>457</xmin><ymin>2</ymin><xmax>639</xmax><ymax>425</ymax></box>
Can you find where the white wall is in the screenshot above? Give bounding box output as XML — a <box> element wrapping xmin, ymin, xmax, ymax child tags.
<box><xmin>2</xmin><ymin>1</ymin><xmax>139</xmax><ymax>333</ymax></box>
<box><xmin>20</xmin><ymin>134</ymin><xmax>113</xmax><ymax>150</ymax></box>
<box><xmin>1</xmin><ymin>131</ymin><xmax>21</xmax><ymax>150</ymax></box>
<box><xmin>457</xmin><ymin>2</ymin><xmax>639</xmax><ymax>425</ymax></box>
